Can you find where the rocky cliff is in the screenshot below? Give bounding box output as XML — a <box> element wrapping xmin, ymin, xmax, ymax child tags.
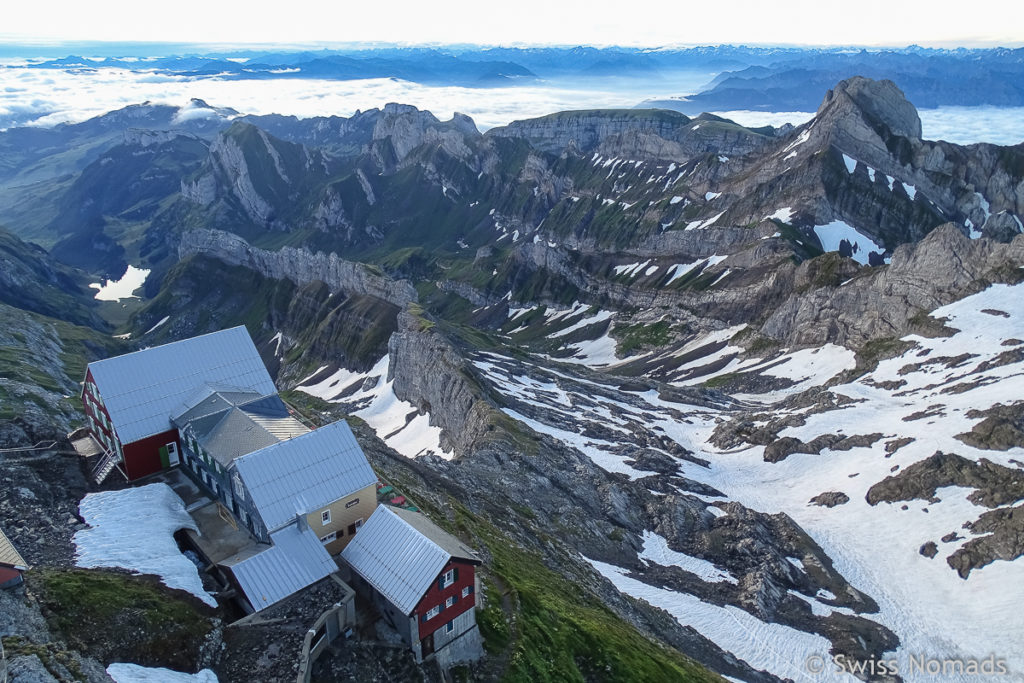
<box><xmin>177</xmin><ymin>228</ymin><xmax>417</xmax><ymax>306</ymax></box>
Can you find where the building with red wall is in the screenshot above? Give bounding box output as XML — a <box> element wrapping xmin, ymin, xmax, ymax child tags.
<box><xmin>81</xmin><ymin>326</ymin><xmax>277</xmax><ymax>482</ymax></box>
<box><xmin>0</xmin><ymin>527</ymin><xmax>29</xmax><ymax>589</ymax></box>
<box><xmin>342</xmin><ymin>505</ymin><xmax>483</xmax><ymax>664</ymax></box>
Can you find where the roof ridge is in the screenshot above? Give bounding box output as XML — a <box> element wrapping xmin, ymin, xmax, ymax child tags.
<box><xmin>88</xmin><ymin>325</ymin><xmax>249</xmax><ymax>368</ymax></box>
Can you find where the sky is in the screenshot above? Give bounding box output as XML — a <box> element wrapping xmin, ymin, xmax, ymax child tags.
<box><xmin>1</xmin><ymin>0</ymin><xmax>1022</xmax><ymax>48</ymax></box>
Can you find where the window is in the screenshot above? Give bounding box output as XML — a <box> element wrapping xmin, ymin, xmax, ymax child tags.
<box><xmin>321</xmin><ymin>510</ymin><xmax>331</xmax><ymax>526</ymax></box>
<box><xmin>426</xmin><ymin>605</ymin><xmax>439</xmax><ymax>620</ymax></box>
<box><xmin>354</xmin><ymin>518</ymin><xmax>363</xmax><ymax>529</ymax></box>
<box><xmin>445</xmin><ymin>596</ymin><xmax>456</xmax><ymax>608</ymax></box>
<box><xmin>233</xmin><ymin>474</ymin><xmax>245</xmax><ymax>501</ymax></box>
<box><xmin>444</xmin><ymin>620</ymin><xmax>455</xmax><ymax>634</ymax></box>
<box><xmin>441</xmin><ymin>568</ymin><xmax>456</xmax><ymax>589</ymax></box>
<box><xmin>345</xmin><ymin>498</ymin><xmax>359</xmax><ymax>509</ymax></box>
<box><xmin>320</xmin><ymin>531</ymin><xmax>337</xmax><ymax>544</ymax></box>
<box><xmin>461</xmin><ymin>586</ymin><xmax>472</xmax><ymax>598</ymax></box>
<box><xmin>347</xmin><ymin>518</ymin><xmax>363</xmax><ymax>535</ymax></box>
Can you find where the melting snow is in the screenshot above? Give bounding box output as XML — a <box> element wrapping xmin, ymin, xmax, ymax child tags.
<box><xmin>145</xmin><ymin>316</ymin><xmax>169</xmax><ymax>335</ymax></box>
<box><xmin>106</xmin><ymin>664</ymin><xmax>219</xmax><ymax>683</ymax></box>
<box><xmin>765</xmin><ymin>207</ymin><xmax>793</xmax><ymax>223</ymax></box>
<box><xmin>587</xmin><ymin>558</ymin><xmax>836</xmax><ymax>682</ymax></box>
<box><xmin>902</xmin><ymin>182</ymin><xmax>917</xmax><ymax>200</ymax></box>
<box><xmin>813</xmin><ymin>221</ymin><xmax>884</xmax><ymax>265</ymax></box>
<box><xmin>669</xmin><ymin>195</ymin><xmax>684</xmax><ymax>205</ymax></box>
<box><xmin>704</xmin><ymin>191</ymin><xmax>721</xmax><ymax>201</ymax></box>
<box><xmin>90</xmin><ymin>265</ymin><xmax>150</xmax><ymax>302</ymax></box>
<box><xmin>685</xmin><ymin>211</ymin><xmax>725</xmax><ymax>231</ymax></box>
<box><xmin>783</xmin><ymin>128</ymin><xmax>811</xmax><ymax>152</ymax></box>
<box><xmin>842</xmin><ymin>153</ymin><xmax>857</xmax><ymax>174</ymax></box>
<box><xmin>640</xmin><ymin>531</ymin><xmax>737</xmax><ymax>584</ymax></box>
<box><xmin>298</xmin><ymin>355</ymin><xmax>452</xmax><ymax>459</ymax></box>
<box><xmin>73</xmin><ymin>484</ymin><xmax>217</xmax><ymax>606</ymax></box>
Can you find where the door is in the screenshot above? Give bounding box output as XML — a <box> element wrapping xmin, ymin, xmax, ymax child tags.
<box><xmin>166</xmin><ymin>441</ymin><xmax>180</xmax><ymax>467</ymax></box>
<box><xmin>421</xmin><ymin>633</ymin><xmax>434</xmax><ymax>658</ymax></box>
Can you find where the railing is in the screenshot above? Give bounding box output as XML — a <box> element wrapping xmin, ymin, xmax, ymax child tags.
<box><xmin>90</xmin><ymin>446</ymin><xmax>122</xmax><ymax>484</ymax></box>
<box><xmin>296</xmin><ymin>576</ymin><xmax>356</xmax><ymax>683</ymax></box>
<box><xmin>0</xmin><ymin>440</ymin><xmax>57</xmax><ymax>459</ymax></box>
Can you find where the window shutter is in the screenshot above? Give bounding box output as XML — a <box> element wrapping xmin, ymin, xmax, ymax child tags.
<box><xmin>438</xmin><ymin>576</ymin><xmax>444</xmax><ymax>591</ymax></box>
<box><xmin>453</xmin><ymin>567</ymin><xmax>459</xmax><ymax>583</ymax></box>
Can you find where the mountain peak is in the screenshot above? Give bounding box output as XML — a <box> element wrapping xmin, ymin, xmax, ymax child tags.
<box><xmin>818</xmin><ymin>76</ymin><xmax>922</xmax><ymax>140</ymax></box>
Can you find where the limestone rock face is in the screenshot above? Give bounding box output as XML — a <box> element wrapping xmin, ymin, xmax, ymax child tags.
<box><xmin>372</xmin><ymin>103</ymin><xmax>481</xmax><ymax>166</ymax></box>
<box><xmin>819</xmin><ymin>76</ymin><xmax>922</xmax><ymax>142</ymax></box>
<box><xmin>761</xmin><ymin>224</ymin><xmax>1024</xmax><ymax>347</ymax></box>
<box><xmin>177</xmin><ymin>228</ymin><xmax>416</xmax><ymax>306</ymax></box>
<box><xmin>488</xmin><ymin>109</ymin><xmax>773</xmax><ymax>162</ymax></box>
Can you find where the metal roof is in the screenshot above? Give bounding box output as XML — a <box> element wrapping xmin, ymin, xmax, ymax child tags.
<box><xmin>226</xmin><ymin>524</ymin><xmax>337</xmax><ymax>611</ymax></box>
<box><xmin>0</xmin><ymin>527</ymin><xmax>29</xmax><ymax>571</ymax></box>
<box><xmin>233</xmin><ymin>420</ymin><xmax>376</xmax><ymax>532</ymax></box>
<box><xmin>187</xmin><ymin>395</ymin><xmax>310</xmax><ymax>466</ymax></box>
<box><xmin>87</xmin><ymin>326</ymin><xmax>277</xmax><ymax>445</ymax></box>
<box><xmin>341</xmin><ymin>506</ymin><xmax>479</xmax><ymax>615</ymax></box>
<box><xmin>171</xmin><ymin>384</ymin><xmax>265</xmax><ymax>426</ymax></box>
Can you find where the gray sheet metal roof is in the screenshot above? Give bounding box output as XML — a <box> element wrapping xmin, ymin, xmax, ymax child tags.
<box><xmin>87</xmin><ymin>327</ymin><xmax>276</xmax><ymax>445</ymax></box>
<box><xmin>233</xmin><ymin>420</ymin><xmax>376</xmax><ymax>532</ymax></box>
<box><xmin>189</xmin><ymin>395</ymin><xmax>310</xmax><ymax>466</ymax></box>
<box><xmin>0</xmin><ymin>527</ymin><xmax>29</xmax><ymax>571</ymax></box>
<box><xmin>226</xmin><ymin>524</ymin><xmax>336</xmax><ymax>611</ymax></box>
<box><xmin>171</xmin><ymin>384</ymin><xmax>265</xmax><ymax>426</ymax></box>
<box><xmin>341</xmin><ymin>506</ymin><xmax>480</xmax><ymax>615</ymax></box>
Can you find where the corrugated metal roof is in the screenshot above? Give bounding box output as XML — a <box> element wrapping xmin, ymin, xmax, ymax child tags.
<box><xmin>389</xmin><ymin>506</ymin><xmax>481</xmax><ymax>564</ymax></box>
<box><xmin>0</xmin><ymin>527</ymin><xmax>29</xmax><ymax>571</ymax></box>
<box><xmin>226</xmin><ymin>524</ymin><xmax>337</xmax><ymax>611</ymax></box>
<box><xmin>171</xmin><ymin>384</ymin><xmax>265</xmax><ymax>426</ymax></box>
<box><xmin>87</xmin><ymin>326</ymin><xmax>277</xmax><ymax>445</ymax></box>
<box><xmin>187</xmin><ymin>394</ymin><xmax>310</xmax><ymax>466</ymax></box>
<box><xmin>234</xmin><ymin>420</ymin><xmax>376</xmax><ymax>532</ymax></box>
<box><xmin>341</xmin><ymin>506</ymin><xmax>479</xmax><ymax>615</ymax></box>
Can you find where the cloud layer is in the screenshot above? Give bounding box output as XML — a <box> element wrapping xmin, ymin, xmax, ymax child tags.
<box><xmin>0</xmin><ymin>66</ymin><xmax>1021</xmax><ymax>145</ymax></box>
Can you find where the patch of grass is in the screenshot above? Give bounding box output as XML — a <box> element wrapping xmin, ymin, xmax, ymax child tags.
<box><xmin>702</xmin><ymin>372</ymin><xmax>741</xmax><ymax>389</ymax></box>
<box><xmin>856</xmin><ymin>336</ymin><xmax>916</xmax><ymax>373</ymax></box>
<box><xmin>440</xmin><ymin>503</ymin><xmax>722</xmax><ymax>683</ymax></box>
<box><xmin>477</xmin><ymin>578</ymin><xmax>513</xmax><ymax>655</ymax></box>
<box><xmin>613</xmin><ymin>320</ymin><xmax>672</xmax><ymax>354</ymax></box>
<box><xmin>30</xmin><ymin>568</ymin><xmax>214</xmax><ymax>670</ymax></box>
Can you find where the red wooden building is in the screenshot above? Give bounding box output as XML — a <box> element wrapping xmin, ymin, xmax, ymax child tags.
<box><xmin>0</xmin><ymin>526</ymin><xmax>29</xmax><ymax>589</ymax></box>
<box><xmin>342</xmin><ymin>505</ymin><xmax>483</xmax><ymax>664</ymax></box>
<box><xmin>81</xmin><ymin>326</ymin><xmax>277</xmax><ymax>482</ymax></box>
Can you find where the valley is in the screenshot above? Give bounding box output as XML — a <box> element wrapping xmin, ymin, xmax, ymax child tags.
<box><xmin>0</xmin><ymin>70</ymin><xmax>1022</xmax><ymax>683</ymax></box>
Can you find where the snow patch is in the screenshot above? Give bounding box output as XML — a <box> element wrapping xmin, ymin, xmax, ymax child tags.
<box><xmin>74</xmin><ymin>484</ymin><xmax>217</xmax><ymax>606</ymax></box>
<box><xmin>90</xmin><ymin>265</ymin><xmax>150</xmax><ymax>302</ymax></box>
<box><xmin>107</xmin><ymin>664</ymin><xmax>219</xmax><ymax>683</ymax></box>
<box><xmin>813</xmin><ymin>221</ymin><xmax>885</xmax><ymax>266</ymax></box>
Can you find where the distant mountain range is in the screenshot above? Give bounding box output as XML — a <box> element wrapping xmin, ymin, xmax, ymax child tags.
<box><xmin>12</xmin><ymin>45</ymin><xmax>1024</xmax><ymax>108</ymax></box>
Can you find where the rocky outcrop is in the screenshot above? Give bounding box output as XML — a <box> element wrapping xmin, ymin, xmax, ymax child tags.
<box><xmin>865</xmin><ymin>451</ymin><xmax>1024</xmax><ymax>508</ymax></box>
<box><xmin>488</xmin><ymin>109</ymin><xmax>773</xmax><ymax>162</ymax></box>
<box><xmin>387</xmin><ymin>310</ymin><xmax>499</xmax><ymax>455</ymax></box>
<box><xmin>371</xmin><ymin>103</ymin><xmax>480</xmax><ymax>166</ymax></box>
<box><xmin>761</xmin><ymin>225</ymin><xmax>1024</xmax><ymax>348</ymax></box>
<box><xmin>177</xmin><ymin>229</ymin><xmax>417</xmax><ymax>306</ymax></box>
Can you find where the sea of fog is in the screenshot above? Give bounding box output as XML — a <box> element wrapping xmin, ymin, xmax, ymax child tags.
<box><xmin>1</xmin><ymin>65</ymin><xmax>1022</xmax><ymax>145</ymax></box>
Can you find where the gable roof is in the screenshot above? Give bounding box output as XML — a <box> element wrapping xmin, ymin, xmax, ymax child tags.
<box><xmin>224</xmin><ymin>524</ymin><xmax>337</xmax><ymax>611</ymax></box>
<box><xmin>341</xmin><ymin>505</ymin><xmax>480</xmax><ymax>615</ymax></box>
<box><xmin>233</xmin><ymin>420</ymin><xmax>376</xmax><ymax>532</ymax></box>
<box><xmin>86</xmin><ymin>326</ymin><xmax>277</xmax><ymax>445</ymax></box>
<box><xmin>0</xmin><ymin>527</ymin><xmax>29</xmax><ymax>571</ymax></box>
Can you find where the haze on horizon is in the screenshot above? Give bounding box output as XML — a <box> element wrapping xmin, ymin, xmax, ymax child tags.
<box><xmin>2</xmin><ymin>0</ymin><xmax>1022</xmax><ymax>50</ymax></box>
